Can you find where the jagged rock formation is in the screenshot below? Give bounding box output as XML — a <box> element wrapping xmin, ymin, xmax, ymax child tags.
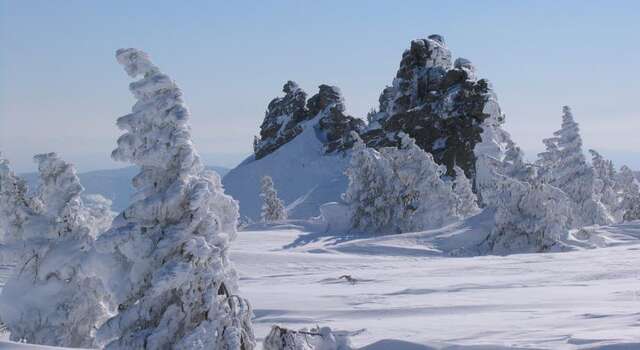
<box><xmin>363</xmin><ymin>35</ymin><xmax>500</xmax><ymax>180</ymax></box>
<box><xmin>253</xmin><ymin>82</ymin><xmax>364</xmax><ymax>159</ymax></box>
<box><xmin>226</xmin><ymin>34</ymin><xmax>510</xmax><ymax>220</ymax></box>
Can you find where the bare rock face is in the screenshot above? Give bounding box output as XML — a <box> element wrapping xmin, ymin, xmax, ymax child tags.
<box><xmin>254</xmin><ymin>81</ymin><xmax>309</xmax><ymax>160</ymax></box>
<box><xmin>254</xmin><ymin>82</ymin><xmax>364</xmax><ymax>159</ymax></box>
<box><xmin>363</xmin><ymin>35</ymin><xmax>500</xmax><ymax>180</ymax></box>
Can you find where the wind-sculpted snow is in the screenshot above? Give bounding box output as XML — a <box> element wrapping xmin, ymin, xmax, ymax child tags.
<box><xmin>95</xmin><ymin>48</ymin><xmax>254</xmax><ymax>349</ymax></box>
<box><xmin>230</xmin><ymin>222</ymin><xmax>640</xmax><ymax>349</ymax></box>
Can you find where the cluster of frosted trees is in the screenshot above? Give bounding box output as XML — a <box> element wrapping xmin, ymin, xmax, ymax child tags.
<box><xmin>343</xmin><ymin>132</ymin><xmax>478</xmax><ymax>234</ymax></box>
<box><xmin>344</xmin><ymin>105</ymin><xmax>640</xmax><ymax>252</ymax></box>
<box><xmin>0</xmin><ymin>49</ymin><xmax>255</xmax><ymax>349</ymax></box>
<box><xmin>474</xmin><ymin>106</ymin><xmax>639</xmax><ymax>252</ymax></box>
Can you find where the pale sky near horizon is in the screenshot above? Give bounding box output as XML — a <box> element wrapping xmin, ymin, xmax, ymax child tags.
<box><xmin>1</xmin><ymin>1</ymin><xmax>639</xmax><ymax>173</ymax></box>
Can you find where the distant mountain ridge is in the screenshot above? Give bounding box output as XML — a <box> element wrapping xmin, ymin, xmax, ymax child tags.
<box><xmin>22</xmin><ymin>165</ymin><xmax>230</xmax><ymax>212</ymax></box>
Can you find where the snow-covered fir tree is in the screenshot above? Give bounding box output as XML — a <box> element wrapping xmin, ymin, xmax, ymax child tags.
<box><xmin>541</xmin><ymin>106</ymin><xmax>610</xmax><ymax>227</ymax></box>
<box><xmin>343</xmin><ymin>133</ymin><xmax>460</xmax><ymax>234</ymax></box>
<box><xmin>589</xmin><ymin>149</ymin><xmax>621</xmax><ymax>221</ymax></box>
<box><xmin>452</xmin><ymin>165</ymin><xmax>479</xmax><ymax>217</ymax></box>
<box><xmin>617</xmin><ymin>165</ymin><xmax>640</xmax><ymax>221</ymax></box>
<box><xmin>96</xmin><ymin>48</ymin><xmax>254</xmax><ymax>350</ymax></box>
<box><xmin>536</xmin><ymin>137</ymin><xmax>560</xmax><ymax>183</ymax></box>
<box><xmin>380</xmin><ymin>134</ymin><xmax>459</xmax><ymax>232</ymax></box>
<box><xmin>0</xmin><ymin>152</ymin><xmax>111</xmax><ymax>348</ymax></box>
<box><xmin>487</xmin><ymin>174</ymin><xmax>573</xmax><ymax>254</ymax></box>
<box><xmin>342</xmin><ymin>133</ymin><xmax>396</xmax><ymax>233</ymax></box>
<box><xmin>260</xmin><ymin>176</ymin><xmax>287</xmax><ymax>222</ymax></box>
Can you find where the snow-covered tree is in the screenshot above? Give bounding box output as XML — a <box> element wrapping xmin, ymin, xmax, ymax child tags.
<box><xmin>0</xmin><ymin>152</ymin><xmax>111</xmax><ymax>348</ymax></box>
<box><xmin>589</xmin><ymin>149</ymin><xmax>621</xmax><ymax>221</ymax></box>
<box><xmin>536</xmin><ymin>137</ymin><xmax>560</xmax><ymax>183</ymax></box>
<box><xmin>541</xmin><ymin>106</ymin><xmax>610</xmax><ymax>227</ymax></box>
<box><xmin>452</xmin><ymin>165</ymin><xmax>479</xmax><ymax>217</ymax></box>
<box><xmin>486</xmin><ymin>174</ymin><xmax>573</xmax><ymax>254</ymax></box>
<box><xmin>96</xmin><ymin>48</ymin><xmax>254</xmax><ymax>349</ymax></box>
<box><xmin>260</xmin><ymin>176</ymin><xmax>287</xmax><ymax>222</ymax></box>
<box><xmin>342</xmin><ymin>133</ymin><xmax>397</xmax><ymax>233</ymax></box>
<box><xmin>381</xmin><ymin>134</ymin><xmax>459</xmax><ymax>232</ymax></box>
<box><xmin>343</xmin><ymin>133</ymin><xmax>460</xmax><ymax>234</ymax></box>
<box><xmin>263</xmin><ymin>325</ymin><xmax>352</xmax><ymax>350</ymax></box>
<box><xmin>617</xmin><ymin>165</ymin><xmax>640</xmax><ymax>221</ymax></box>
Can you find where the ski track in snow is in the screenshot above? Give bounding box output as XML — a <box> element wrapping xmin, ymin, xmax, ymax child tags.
<box><xmin>231</xmin><ymin>224</ymin><xmax>640</xmax><ymax>350</ymax></box>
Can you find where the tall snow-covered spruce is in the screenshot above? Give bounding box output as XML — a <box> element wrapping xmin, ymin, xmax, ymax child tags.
<box><xmin>0</xmin><ymin>153</ymin><xmax>111</xmax><ymax>348</ymax></box>
<box><xmin>617</xmin><ymin>165</ymin><xmax>640</xmax><ymax>221</ymax></box>
<box><xmin>260</xmin><ymin>176</ymin><xmax>287</xmax><ymax>223</ymax></box>
<box><xmin>538</xmin><ymin>106</ymin><xmax>610</xmax><ymax>227</ymax></box>
<box><xmin>96</xmin><ymin>49</ymin><xmax>254</xmax><ymax>349</ymax></box>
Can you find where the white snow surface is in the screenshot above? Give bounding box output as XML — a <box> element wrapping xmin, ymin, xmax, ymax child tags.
<box><xmin>2</xmin><ymin>218</ymin><xmax>640</xmax><ymax>349</ymax></box>
<box><xmin>231</xmin><ymin>218</ymin><xmax>640</xmax><ymax>350</ymax></box>
<box><xmin>223</xmin><ymin>117</ymin><xmax>350</xmax><ymax>220</ymax></box>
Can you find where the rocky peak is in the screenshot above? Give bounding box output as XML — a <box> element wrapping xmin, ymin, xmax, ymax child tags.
<box><xmin>307</xmin><ymin>84</ymin><xmax>345</xmax><ymax>115</ymax></box>
<box><xmin>363</xmin><ymin>35</ymin><xmax>500</xmax><ymax>181</ymax></box>
<box><xmin>254</xmin><ymin>82</ymin><xmax>364</xmax><ymax>159</ymax></box>
<box><xmin>254</xmin><ymin>81</ymin><xmax>310</xmax><ymax>160</ymax></box>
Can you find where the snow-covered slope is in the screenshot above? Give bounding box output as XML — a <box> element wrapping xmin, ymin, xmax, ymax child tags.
<box><xmin>224</xmin><ymin>117</ymin><xmax>351</xmax><ymax>220</ymax></box>
<box><xmin>230</xmin><ymin>222</ymin><xmax>640</xmax><ymax>349</ymax></box>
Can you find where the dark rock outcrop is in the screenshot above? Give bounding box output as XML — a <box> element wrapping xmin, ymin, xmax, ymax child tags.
<box><xmin>254</xmin><ymin>81</ymin><xmax>310</xmax><ymax>160</ymax></box>
<box><xmin>363</xmin><ymin>35</ymin><xmax>499</xmax><ymax>180</ymax></box>
<box><xmin>254</xmin><ymin>82</ymin><xmax>364</xmax><ymax>159</ymax></box>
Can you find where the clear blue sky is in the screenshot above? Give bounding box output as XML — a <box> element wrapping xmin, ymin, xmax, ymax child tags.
<box><xmin>1</xmin><ymin>0</ymin><xmax>639</xmax><ymax>172</ymax></box>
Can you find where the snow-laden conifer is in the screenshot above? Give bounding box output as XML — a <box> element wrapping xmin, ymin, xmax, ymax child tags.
<box><xmin>342</xmin><ymin>133</ymin><xmax>396</xmax><ymax>233</ymax></box>
<box><xmin>541</xmin><ymin>106</ymin><xmax>610</xmax><ymax>227</ymax></box>
<box><xmin>343</xmin><ymin>133</ymin><xmax>460</xmax><ymax>234</ymax></box>
<box><xmin>380</xmin><ymin>134</ymin><xmax>459</xmax><ymax>232</ymax></box>
<box><xmin>452</xmin><ymin>165</ymin><xmax>479</xmax><ymax>217</ymax></box>
<box><xmin>617</xmin><ymin>165</ymin><xmax>640</xmax><ymax>221</ymax></box>
<box><xmin>488</xmin><ymin>174</ymin><xmax>573</xmax><ymax>254</ymax></box>
<box><xmin>589</xmin><ymin>149</ymin><xmax>620</xmax><ymax>221</ymax></box>
<box><xmin>0</xmin><ymin>153</ymin><xmax>111</xmax><ymax>348</ymax></box>
<box><xmin>260</xmin><ymin>176</ymin><xmax>287</xmax><ymax>222</ymax></box>
<box><xmin>96</xmin><ymin>48</ymin><xmax>254</xmax><ymax>350</ymax></box>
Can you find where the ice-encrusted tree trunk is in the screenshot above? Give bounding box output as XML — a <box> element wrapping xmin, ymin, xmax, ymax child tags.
<box><xmin>260</xmin><ymin>176</ymin><xmax>287</xmax><ymax>223</ymax></box>
<box><xmin>452</xmin><ymin>165</ymin><xmax>479</xmax><ymax>218</ymax></box>
<box><xmin>96</xmin><ymin>48</ymin><xmax>254</xmax><ymax>350</ymax></box>
<box><xmin>589</xmin><ymin>149</ymin><xmax>621</xmax><ymax>221</ymax></box>
<box><xmin>342</xmin><ymin>133</ymin><xmax>397</xmax><ymax>233</ymax></box>
<box><xmin>617</xmin><ymin>165</ymin><xmax>640</xmax><ymax>221</ymax></box>
<box><xmin>0</xmin><ymin>153</ymin><xmax>111</xmax><ymax>348</ymax></box>
<box><xmin>545</xmin><ymin>106</ymin><xmax>610</xmax><ymax>227</ymax></box>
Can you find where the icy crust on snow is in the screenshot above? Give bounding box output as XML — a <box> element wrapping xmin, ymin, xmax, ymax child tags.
<box><xmin>224</xmin><ymin>114</ymin><xmax>352</xmax><ymax>221</ymax></box>
<box><xmin>95</xmin><ymin>48</ymin><xmax>254</xmax><ymax>349</ymax></box>
<box><xmin>0</xmin><ymin>153</ymin><xmax>112</xmax><ymax>348</ymax></box>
